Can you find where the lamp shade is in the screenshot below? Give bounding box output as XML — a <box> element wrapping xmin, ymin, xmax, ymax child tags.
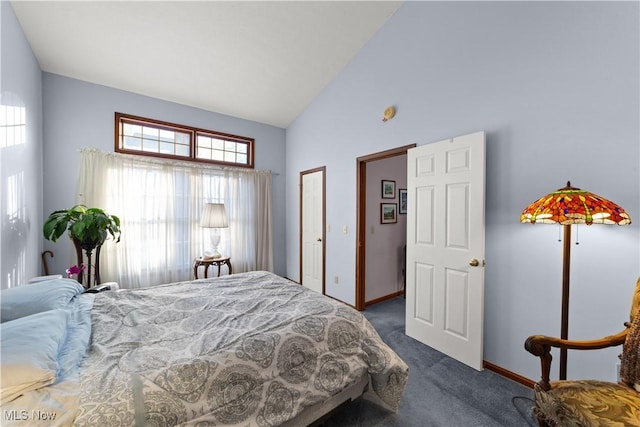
<box><xmin>520</xmin><ymin>182</ymin><xmax>631</xmax><ymax>226</ymax></box>
<box><xmin>200</xmin><ymin>203</ymin><xmax>228</xmax><ymax>228</ymax></box>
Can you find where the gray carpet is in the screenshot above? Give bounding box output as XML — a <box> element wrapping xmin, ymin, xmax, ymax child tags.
<box><xmin>323</xmin><ymin>297</ymin><xmax>537</xmax><ymax>427</ymax></box>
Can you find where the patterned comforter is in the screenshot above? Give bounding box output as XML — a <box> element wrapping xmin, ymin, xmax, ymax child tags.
<box><xmin>76</xmin><ymin>271</ymin><xmax>408</xmax><ymax>426</ymax></box>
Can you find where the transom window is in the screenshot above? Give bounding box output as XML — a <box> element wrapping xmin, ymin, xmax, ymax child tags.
<box><xmin>115</xmin><ymin>112</ymin><xmax>254</xmax><ymax>168</ymax></box>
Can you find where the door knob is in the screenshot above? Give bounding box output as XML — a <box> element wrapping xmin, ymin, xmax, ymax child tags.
<box><xmin>469</xmin><ymin>259</ymin><xmax>480</xmax><ymax>267</ymax></box>
<box><xmin>317</xmin><ymin>238</ymin><xmax>322</xmax><ymax>242</ymax></box>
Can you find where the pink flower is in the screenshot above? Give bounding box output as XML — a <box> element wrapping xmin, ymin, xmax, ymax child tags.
<box><xmin>66</xmin><ymin>264</ymin><xmax>86</xmax><ymax>278</ymax></box>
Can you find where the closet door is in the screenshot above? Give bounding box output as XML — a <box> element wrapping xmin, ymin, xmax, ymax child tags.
<box><xmin>301</xmin><ymin>168</ymin><xmax>325</xmax><ymax>294</ymax></box>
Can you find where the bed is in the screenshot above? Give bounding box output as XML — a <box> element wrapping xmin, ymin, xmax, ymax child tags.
<box><xmin>1</xmin><ymin>271</ymin><xmax>408</xmax><ymax>426</ymax></box>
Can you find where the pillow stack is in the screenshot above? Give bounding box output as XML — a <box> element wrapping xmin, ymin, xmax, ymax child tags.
<box><xmin>0</xmin><ymin>278</ymin><xmax>84</xmax><ymax>403</ymax></box>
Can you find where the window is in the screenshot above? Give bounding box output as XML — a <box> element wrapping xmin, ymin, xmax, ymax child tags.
<box><xmin>115</xmin><ymin>112</ymin><xmax>254</xmax><ymax>168</ymax></box>
<box><xmin>76</xmin><ymin>148</ymin><xmax>273</xmax><ymax>288</ymax></box>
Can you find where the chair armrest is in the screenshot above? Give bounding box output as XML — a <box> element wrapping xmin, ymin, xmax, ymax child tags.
<box><xmin>525</xmin><ymin>329</ymin><xmax>628</xmax><ymax>391</ymax></box>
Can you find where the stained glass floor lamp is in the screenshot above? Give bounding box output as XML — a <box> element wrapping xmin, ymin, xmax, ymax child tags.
<box><xmin>521</xmin><ymin>181</ymin><xmax>631</xmax><ymax>380</ymax></box>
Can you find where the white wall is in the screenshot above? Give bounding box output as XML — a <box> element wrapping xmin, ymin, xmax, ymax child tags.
<box><xmin>365</xmin><ymin>155</ymin><xmax>407</xmax><ymax>302</ymax></box>
<box><xmin>285</xmin><ymin>1</ymin><xmax>640</xmax><ymax>382</ymax></box>
<box><xmin>0</xmin><ymin>1</ymin><xmax>43</xmax><ymax>288</ymax></box>
<box><xmin>41</xmin><ymin>73</ymin><xmax>287</xmax><ymax>279</ymax></box>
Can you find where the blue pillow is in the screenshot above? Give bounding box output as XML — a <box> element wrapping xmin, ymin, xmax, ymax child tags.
<box><xmin>1</xmin><ymin>278</ymin><xmax>84</xmax><ymax>323</ymax></box>
<box><xmin>0</xmin><ymin>309</ymin><xmax>70</xmax><ymax>403</ymax></box>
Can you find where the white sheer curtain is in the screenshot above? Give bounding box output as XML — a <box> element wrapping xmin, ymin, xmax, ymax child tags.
<box><xmin>76</xmin><ymin>148</ymin><xmax>273</xmax><ymax>288</ymax></box>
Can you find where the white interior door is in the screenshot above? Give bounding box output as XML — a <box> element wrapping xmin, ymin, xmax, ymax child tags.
<box><xmin>405</xmin><ymin>132</ymin><xmax>486</xmax><ymax>370</ymax></box>
<box><xmin>301</xmin><ymin>169</ymin><xmax>324</xmax><ymax>293</ymax></box>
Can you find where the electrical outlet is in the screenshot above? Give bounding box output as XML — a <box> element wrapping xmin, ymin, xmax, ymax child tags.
<box><xmin>334</xmin><ymin>276</ymin><xmax>339</xmax><ymax>284</ymax></box>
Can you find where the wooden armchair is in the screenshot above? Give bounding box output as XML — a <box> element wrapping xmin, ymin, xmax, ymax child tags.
<box><xmin>525</xmin><ymin>278</ymin><xmax>640</xmax><ymax>426</ymax></box>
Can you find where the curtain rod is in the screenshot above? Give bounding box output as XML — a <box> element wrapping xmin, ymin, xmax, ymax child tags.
<box><xmin>79</xmin><ymin>147</ymin><xmax>279</xmax><ymax>175</ymax></box>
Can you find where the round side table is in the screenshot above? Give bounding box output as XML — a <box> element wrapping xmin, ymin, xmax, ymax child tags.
<box><xmin>193</xmin><ymin>256</ymin><xmax>232</xmax><ymax>279</ymax></box>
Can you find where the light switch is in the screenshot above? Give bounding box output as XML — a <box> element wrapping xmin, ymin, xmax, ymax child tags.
<box><xmin>342</xmin><ymin>225</ymin><xmax>348</xmax><ymax>234</ymax></box>
<box><xmin>326</xmin><ymin>224</ymin><xmax>331</xmax><ymax>233</ymax></box>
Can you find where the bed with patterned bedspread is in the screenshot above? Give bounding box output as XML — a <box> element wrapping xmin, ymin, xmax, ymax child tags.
<box><xmin>72</xmin><ymin>270</ymin><xmax>408</xmax><ymax>426</ymax></box>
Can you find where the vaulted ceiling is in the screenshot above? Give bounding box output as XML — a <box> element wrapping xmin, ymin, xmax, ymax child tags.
<box><xmin>11</xmin><ymin>1</ymin><xmax>403</xmax><ymax>128</ymax></box>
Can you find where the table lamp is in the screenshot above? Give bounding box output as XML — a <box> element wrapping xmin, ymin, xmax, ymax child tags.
<box><xmin>200</xmin><ymin>203</ymin><xmax>228</xmax><ymax>259</ymax></box>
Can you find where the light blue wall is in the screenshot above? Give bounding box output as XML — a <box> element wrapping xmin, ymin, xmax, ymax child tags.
<box><xmin>41</xmin><ymin>74</ymin><xmax>287</xmax><ymax>279</ymax></box>
<box><xmin>0</xmin><ymin>1</ymin><xmax>43</xmax><ymax>288</ymax></box>
<box><xmin>286</xmin><ymin>1</ymin><xmax>640</xmax><ymax>381</ymax></box>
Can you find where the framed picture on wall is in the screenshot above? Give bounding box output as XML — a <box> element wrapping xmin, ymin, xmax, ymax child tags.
<box><xmin>382</xmin><ymin>180</ymin><xmax>396</xmax><ymax>199</ymax></box>
<box><xmin>380</xmin><ymin>203</ymin><xmax>397</xmax><ymax>224</ymax></box>
<box><xmin>399</xmin><ymin>189</ymin><xmax>407</xmax><ymax>214</ymax></box>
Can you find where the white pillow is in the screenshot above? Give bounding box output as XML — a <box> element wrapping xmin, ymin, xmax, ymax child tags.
<box><xmin>1</xmin><ymin>278</ymin><xmax>83</xmax><ymax>322</ymax></box>
<box><xmin>0</xmin><ymin>309</ymin><xmax>70</xmax><ymax>403</ymax></box>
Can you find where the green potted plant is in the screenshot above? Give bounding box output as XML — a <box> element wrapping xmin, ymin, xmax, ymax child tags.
<box><xmin>43</xmin><ymin>205</ymin><xmax>121</xmax><ymax>287</ymax></box>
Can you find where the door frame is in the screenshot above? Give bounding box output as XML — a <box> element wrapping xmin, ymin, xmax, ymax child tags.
<box><xmin>299</xmin><ymin>166</ymin><xmax>326</xmax><ymax>293</ymax></box>
<box><xmin>355</xmin><ymin>144</ymin><xmax>415</xmax><ymax>311</ymax></box>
